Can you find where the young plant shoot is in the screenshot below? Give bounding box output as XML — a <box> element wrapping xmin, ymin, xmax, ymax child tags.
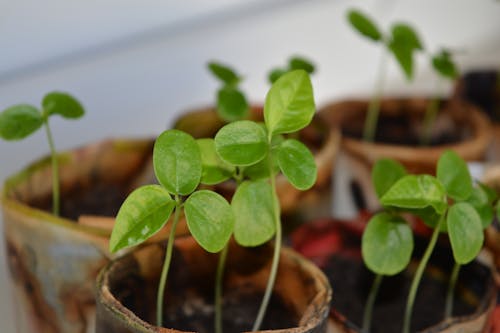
<box><xmin>208</xmin><ymin>61</ymin><xmax>249</xmax><ymax>122</ymax></box>
<box><xmin>0</xmin><ymin>92</ymin><xmax>85</xmax><ymax>215</ymax></box>
<box><xmin>267</xmin><ymin>55</ymin><xmax>315</xmax><ymax>84</ymax></box>
<box><xmin>363</xmin><ymin>150</ymin><xmax>496</xmax><ymax>333</ymax></box>
<box><xmin>347</xmin><ymin>9</ymin><xmax>423</xmax><ymax>142</ymax></box>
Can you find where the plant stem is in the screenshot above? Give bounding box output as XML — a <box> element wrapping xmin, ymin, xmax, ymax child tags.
<box><xmin>420</xmin><ymin>79</ymin><xmax>442</xmax><ymax>146</ymax></box>
<box><xmin>252</xmin><ymin>151</ymin><xmax>282</xmax><ymax>331</ymax></box>
<box><xmin>156</xmin><ymin>195</ymin><xmax>181</xmax><ymax>327</ymax></box>
<box><xmin>43</xmin><ymin>121</ymin><xmax>59</xmax><ymax>216</ymax></box>
<box><xmin>402</xmin><ymin>214</ymin><xmax>445</xmax><ymax>333</ymax></box>
<box><xmin>215</xmin><ymin>244</ymin><xmax>229</xmax><ymax>333</ymax></box>
<box><xmin>445</xmin><ymin>262</ymin><xmax>460</xmax><ymax>319</ymax></box>
<box><xmin>363</xmin><ymin>49</ymin><xmax>388</xmax><ymax>142</ymax></box>
<box><xmin>362</xmin><ymin>274</ymin><xmax>383</xmax><ymax>333</ymax></box>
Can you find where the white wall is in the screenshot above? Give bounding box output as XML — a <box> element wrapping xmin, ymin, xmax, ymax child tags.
<box><xmin>0</xmin><ymin>0</ymin><xmax>499</xmax><ymax>331</ymax></box>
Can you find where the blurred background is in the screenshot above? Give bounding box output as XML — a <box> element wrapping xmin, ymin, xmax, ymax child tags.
<box><xmin>0</xmin><ymin>0</ymin><xmax>499</xmax><ymax>331</ymax></box>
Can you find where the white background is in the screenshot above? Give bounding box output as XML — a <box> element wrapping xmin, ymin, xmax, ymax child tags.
<box><xmin>1</xmin><ymin>0</ymin><xmax>500</xmax><ymax>332</ymax></box>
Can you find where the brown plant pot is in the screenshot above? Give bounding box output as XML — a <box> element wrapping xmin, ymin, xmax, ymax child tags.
<box><xmin>173</xmin><ymin>105</ymin><xmax>340</xmax><ymax>221</ymax></box>
<box><xmin>1</xmin><ymin>138</ymin><xmax>188</xmax><ymax>333</ymax></box>
<box><xmin>290</xmin><ymin>218</ymin><xmax>498</xmax><ymax>333</ymax></box>
<box><xmin>96</xmin><ymin>236</ymin><xmax>332</xmax><ymax>333</ymax></box>
<box><xmin>319</xmin><ymin>98</ymin><xmax>492</xmax><ymax>211</ymax></box>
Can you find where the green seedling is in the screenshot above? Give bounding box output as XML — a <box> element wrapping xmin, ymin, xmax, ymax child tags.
<box><xmin>420</xmin><ymin>49</ymin><xmax>459</xmax><ymax>145</ymax></box>
<box><xmin>362</xmin><ymin>151</ymin><xmax>498</xmax><ymax>333</ymax></box>
<box><xmin>347</xmin><ymin>9</ymin><xmax>424</xmax><ymax>142</ymax></box>
<box><xmin>0</xmin><ymin>92</ymin><xmax>85</xmax><ymax>215</ymax></box>
<box><xmin>268</xmin><ymin>55</ymin><xmax>315</xmax><ymax>84</ymax></box>
<box><xmin>208</xmin><ymin>61</ymin><xmax>249</xmax><ymax>122</ymax></box>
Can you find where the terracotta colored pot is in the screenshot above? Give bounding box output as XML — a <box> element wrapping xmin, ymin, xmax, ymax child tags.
<box><xmin>96</xmin><ymin>237</ymin><xmax>332</xmax><ymax>333</ymax></box>
<box><xmin>290</xmin><ymin>218</ymin><xmax>498</xmax><ymax>333</ymax></box>
<box><xmin>173</xmin><ymin>106</ymin><xmax>340</xmax><ymax>221</ymax></box>
<box><xmin>319</xmin><ymin>98</ymin><xmax>492</xmax><ymax>211</ymax></box>
<box><xmin>1</xmin><ymin>138</ymin><xmax>188</xmax><ymax>333</ymax></box>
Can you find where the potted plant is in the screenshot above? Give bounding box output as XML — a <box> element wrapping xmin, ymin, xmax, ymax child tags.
<box><xmin>96</xmin><ymin>70</ymin><xmax>332</xmax><ymax>333</ymax></box>
<box><xmin>0</xmin><ymin>92</ymin><xmax>173</xmax><ymax>333</ymax></box>
<box><xmin>319</xmin><ymin>9</ymin><xmax>492</xmax><ymax>212</ymax></box>
<box><xmin>291</xmin><ymin>150</ymin><xmax>499</xmax><ymax>333</ymax></box>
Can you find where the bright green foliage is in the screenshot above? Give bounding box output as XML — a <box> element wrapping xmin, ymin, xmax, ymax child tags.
<box><xmin>153</xmin><ymin>129</ymin><xmax>202</xmax><ymax>195</ymax></box>
<box><xmin>110</xmin><ymin>185</ymin><xmax>175</xmax><ymax>253</ymax></box>
<box><xmin>362</xmin><ymin>213</ymin><xmax>413</xmax><ymax>275</ymax></box>
<box><xmin>268</xmin><ymin>56</ymin><xmax>315</xmax><ymax>84</ymax></box>
<box><xmin>197</xmin><ymin>138</ymin><xmax>234</xmax><ymax>185</ymax></box>
<box><xmin>432</xmin><ymin>50</ymin><xmax>458</xmax><ymax>80</ymax></box>
<box><xmin>0</xmin><ymin>105</ymin><xmax>43</xmax><ymax>140</ymax></box>
<box><xmin>372</xmin><ymin>159</ymin><xmax>407</xmax><ymax>198</ymax></box>
<box><xmin>42</xmin><ymin>92</ymin><xmax>85</xmax><ymax>119</ymax></box>
<box><xmin>185</xmin><ymin>190</ymin><xmax>235</xmax><ymax>253</ymax></box>
<box><xmin>437</xmin><ymin>150</ymin><xmax>473</xmax><ymax>201</ymax></box>
<box><xmin>347</xmin><ymin>9</ymin><xmax>382</xmax><ymax>41</ymax></box>
<box><xmin>214</xmin><ymin>120</ymin><xmax>268</xmax><ymax>166</ymax></box>
<box><xmin>232</xmin><ymin>180</ymin><xmax>275</xmax><ymax>246</ymax></box>
<box><xmin>447</xmin><ymin>202</ymin><xmax>483</xmax><ymax>264</ymax></box>
<box><xmin>276</xmin><ymin>139</ymin><xmax>316</xmax><ymax>190</ymax></box>
<box><xmin>388</xmin><ymin>23</ymin><xmax>423</xmax><ymax>79</ymax></box>
<box><xmin>264</xmin><ymin>70</ymin><xmax>315</xmax><ymax>136</ymax></box>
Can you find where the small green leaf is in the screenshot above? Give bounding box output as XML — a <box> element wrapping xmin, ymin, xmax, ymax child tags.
<box><xmin>389</xmin><ymin>41</ymin><xmax>414</xmax><ymax>80</ymax></box>
<box><xmin>362</xmin><ymin>213</ymin><xmax>413</xmax><ymax>275</ymax></box>
<box><xmin>432</xmin><ymin>50</ymin><xmax>458</xmax><ymax>80</ymax></box>
<box><xmin>216</xmin><ymin>86</ymin><xmax>249</xmax><ymax>122</ymax></box>
<box><xmin>347</xmin><ymin>9</ymin><xmax>382</xmax><ymax>42</ymax></box>
<box><xmin>388</xmin><ymin>23</ymin><xmax>423</xmax><ymax>80</ymax></box>
<box><xmin>381</xmin><ymin>175</ymin><xmax>447</xmax><ymax>214</ymax></box>
<box><xmin>264</xmin><ymin>70</ymin><xmax>315</xmax><ymax>136</ymax></box>
<box><xmin>277</xmin><ymin>139</ymin><xmax>316</xmax><ymax>190</ymax></box>
<box><xmin>214</xmin><ymin>120</ymin><xmax>268</xmax><ymax>166</ymax></box>
<box><xmin>243</xmin><ymin>151</ymin><xmax>279</xmax><ymax>180</ymax></box>
<box><xmin>197</xmin><ymin>138</ymin><xmax>234</xmax><ymax>185</ymax></box>
<box><xmin>232</xmin><ymin>180</ymin><xmax>275</xmax><ymax>246</ymax></box>
<box><xmin>447</xmin><ymin>202</ymin><xmax>484</xmax><ymax>264</ymax></box>
<box><xmin>268</xmin><ymin>68</ymin><xmax>287</xmax><ymax>84</ymax></box>
<box><xmin>153</xmin><ymin>129</ymin><xmax>202</xmax><ymax>195</ymax></box>
<box><xmin>289</xmin><ymin>56</ymin><xmax>315</xmax><ymax>74</ymax></box>
<box><xmin>466</xmin><ymin>187</ymin><xmax>494</xmax><ymax>229</ymax></box>
<box><xmin>208</xmin><ymin>62</ymin><xmax>240</xmax><ymax>85</ymax></box>
<box><xmin>110</xmin><ymin>185</ymin><xmax>175</xmax><ymax>253</ymax></box>
<box><xmin>185</xmin><ymin>190</ymin><xmax>235</xmax><ymax>253</ymax></box>
<box><xmin>372</xmin><ymin>159</ymin><xmax>407</xmax><ymax>199</ymax></box>
<box><xmin>42</xmin><ymin>92</ymin><xmax>85</xmax><ymax>119</ymax></box>
<box><xmin>0</xmin><ymin>105</ymin><xmax>43</xmax><ymax>140</ymax></box>
<box><xmin>437</xmin><ymin>150</ymin><xmax>472</xmax><ymax>201</ymax></box>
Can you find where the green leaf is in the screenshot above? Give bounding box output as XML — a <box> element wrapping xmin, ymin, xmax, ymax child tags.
<box><xmin>447</xmin><ymin>202</ymin><xmax>484</xmax><ymax>264</ymax></box>
<box><xmin>381</xmin><ymin>175</ymin><xmax>447</xmax><ymax>214</ymax></box>
<box><xmin>216</xmin><ymin>86</ymin><xmax>249</xmax><ymax>122</ymax></box>
<box><xmin>437</xmin><ymin>150</ymin><xmax>472</xmax><ymax>201</ymax></box>
<box><xmin>184</xmin><ymin>190</ymin><xmax>235</xmax><ymax>253</ymax></box>
<box><xmin>277</xmin><ymin>139</ymin><xmax>316</xmax><ymax>190</ymax></box>
<box><xmin>362</xmin><ymin>213</ymin><xmax>413</xmax><ymax>275</ymax></box>
<box><xmin>466</xmin><ymin>187</ymin><xmax>494</xmax><ymax>229</ymax></box>
<box><xmin>42</xmin><ymin>92</ymin><xmax>85</xmax><ymax>119</ymax></box>
<box><xmin>372</xmin><ymin>159</ymin><xmax>407</xmax><ymax>199</ymax></box>
<box><xmin>347</xmin><ymin>9</ymin><xmax>382</xmax><ymax>42</ymax></box>
<box><xmin>388</xmin><ymin>24</ymin><xmax>423</xmax><ymax>80</ymax></box>
<box><xmin>389</xmin><ymin>40</ymin><xmax>414</xmax><ymax>80</ymax></box>
<box><xmin>289</xmin><ymin>56</ymin><xmax>315</xmax><ymax>74</ymax></box>
<box><xmin>431</xmin><ymin>50</ymin><xmax>458</xmax><ymax>80</ymax></box>
<box><xmin>153</xmin><ymin>129</ymin><xmax>202</xmax><ymax>195</ymax></box>
<box><xmin>207</xmin><ymin>61</ymin><xmax>240</xmax><ymax>86</ymax></box>
<box><xmin>214</xmin><ymin>120</ymin><xmax>268</xmax><ymax>166</ymax></box>
<box><xmin>268</xmin><ymin>68</ymin><xmax>287</xmax><ymax>84</ymax></box>
<box><xmin>0</xmin><ymin>105</ymin><xmax>43</xmax><ymax>140</ymax></box>
<box><xmin>264</xmin><ymin>70</ymin><xmax>315</xmax><ymax>136</ymax></box>
<box><xmin>110</xmin><ymin>185</ymin><xmax>175</xmax><ymax>253</ymax></box>
<box><xmin>232</xmin><ymin>180</ymin><xmax>275</xmax><ymax>246</ymax></box>
<box><xmin>197</xmin><ymin>138</ymin><xmax>234</xmax><ymax>185</ymax></box>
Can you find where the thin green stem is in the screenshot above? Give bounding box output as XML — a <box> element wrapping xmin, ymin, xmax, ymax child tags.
<box><xmin>445</xmin><ymin>262</ymin><xmax>461</xmax><ymax>319</ymax></box>
<box><xmin>43</xmin><ymin>121</ymin><xmax>59</xmax><ymax>215</ymax></box>
<box><xmin>252</xmin><ymin>148</ymin><xmax>282</xmax><ymax>331</ymax></box>
<box><xmin>156</xmin><ymin>195</ymin><xmax>182</xmax><ymax>327</ymax></box>
<box><xmin>420</xmin><ymin>79</ymin><xmax>442</xmax><ymax>146</ymax></box>
<box><xmin>362</xmin><ymin>274</ymin><xmax>383</xmax><ymax>333</ymax></box>
<box><xmin>403</xmin><ymin>214</ymin><xmax>445</xmax><ymax>333</ymax></box>
<box><xmin>363</xmin><ymin>49</ymin><xmax>388</xmax><ymax>142</ymax></box>
<box><xmin>215</xmin><ymin>244</ymin><xmax>229</xmax><ymax>333</ymax></box>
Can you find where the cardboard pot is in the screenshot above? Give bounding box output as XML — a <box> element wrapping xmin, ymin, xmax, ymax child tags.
<box><xmin>96</xmin><ymin>236</ymin><xmax>332</xmax><ymax>333</ymax></box>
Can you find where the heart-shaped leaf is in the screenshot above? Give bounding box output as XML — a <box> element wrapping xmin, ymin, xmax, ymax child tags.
<box><xmin>110</xmin><ymin>185</ymin><xmax>175</xmax><ymax>253</ymax></box>
<box><xmin>447</xmin><ymin>202</ymin><xmax>484</xmax><ymax>264</ymax></box>
<box><xmin>437</xmin><ymin>150</ymin><xmax>472</xmax><ymax>201</ymax></box>
<box><xmin>184</xmin><ymin>190</ymin><xmax>234</xmax><ymax>253</ymax></box>
<box><xmin>432</xmin><ymin>50</ymin><xmax>458</xmax><ymax>80</ymax></box>
<box><xmin>42</xmin><ymin>92</ymin><xmax>85</xmax><ymax>119</ymax></box>
<box><xmin>388</xmin><ymin>24</ymin><xmax>423</xmax><ymax>80</ymax></box>
<box><xmin>372</xmin><ymin>158</ymin><xmax>407</xmax><ymax>199</ymax></box>
<box><xmin>197</xmin><ymin>138</ymin><xmax>234</xmax><ymax>185</ymax></box>
<box><xmin>347</xmin><ymin>9</ymin><xmax>382</xmax><ymax>42</ymax></box>
<box><xmin>217</xmin><ymin>86</ymin><xmax>249</xmax><ymax>122</ymax></box>
<box><xmin>277</xmin><ymin>139</ymin><xmax>317</xmax><ymax>190</ymax></box>
<box><xmin>232</xmin><ymin>180</ymin><xmax>275</xmax><ymax>246</ymax></box>
<box><xmin>0</xmin><ymin>105</ymin><xmax>43</xmax><ymax>140</ymax></box>
<box><xmin>215</xmin><ymin>120</ymin><xmax>268</xmax><ymax>166</ymax></box>
<box><xmin>153</xmin><ymin>129</ymin><xmax>202</xmax><ymax>195</ymax></box>
<box><xmin>362</xmin><ymin>213</ymin><xmax>413</xmax><ymax>275</ymax></box>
